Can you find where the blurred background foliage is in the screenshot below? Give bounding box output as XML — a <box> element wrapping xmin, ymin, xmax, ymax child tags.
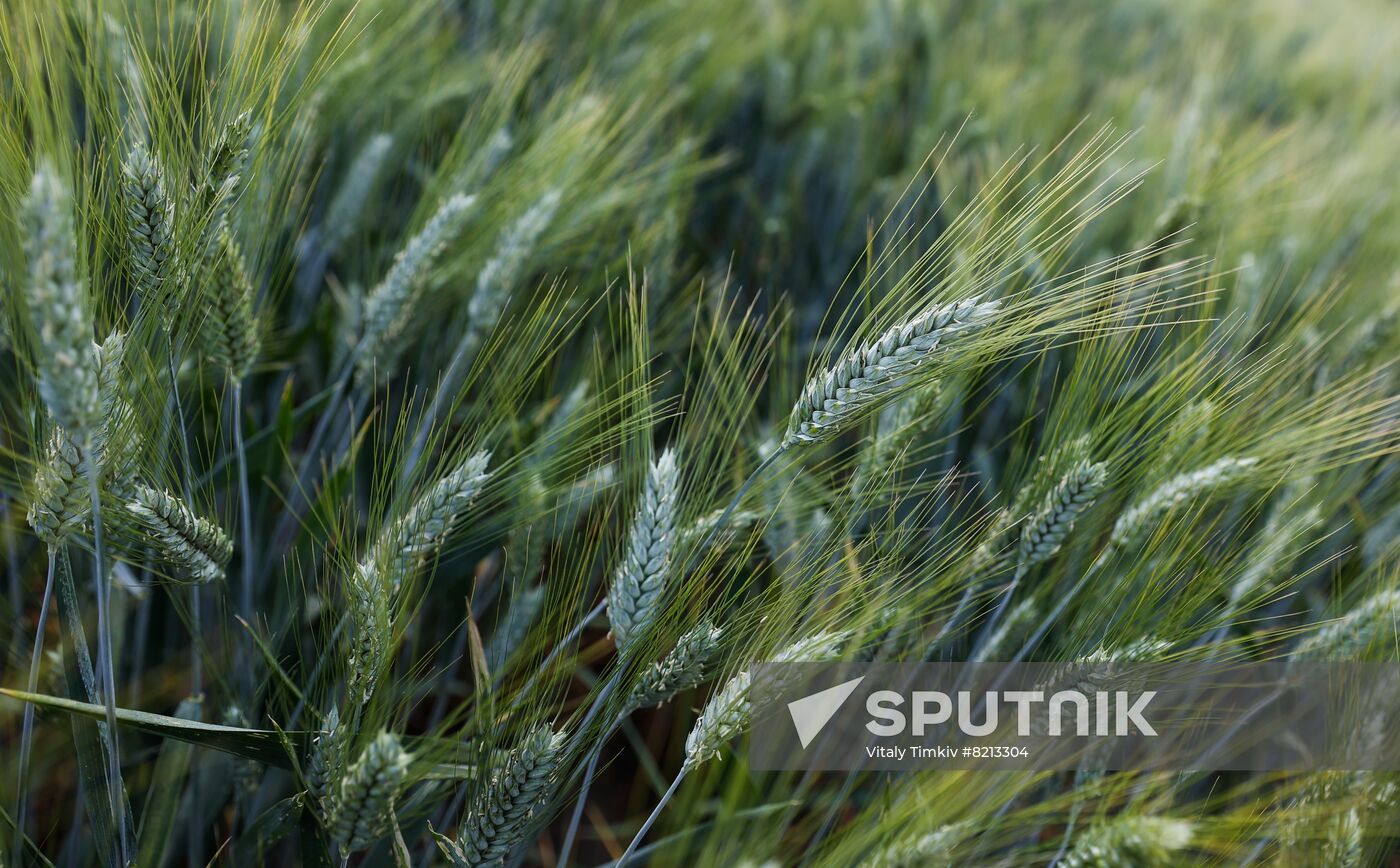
<box><xmin>0</xmin><ymin>0</ymin><xmax>1397</xmax><ymax>865</ymax></box>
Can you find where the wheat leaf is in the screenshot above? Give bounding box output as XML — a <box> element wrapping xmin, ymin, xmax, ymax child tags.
<box><xmin>135</xmin><ymin>695</ymin><xmax>200</xmax><ymax>868</ymax></box>
<box><xmin>0</xmin><ymin>688</ymin><xmax>303</xmax><ymax>768</ymax></box>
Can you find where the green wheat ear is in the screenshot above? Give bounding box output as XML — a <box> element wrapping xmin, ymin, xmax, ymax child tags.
<box><xmin>125</xmin><ymin>484</ymin><xmax>234</xmax><ymax>584</ymax></box>
<box><xmin>329</xmin><ymin>731</ymin><xmax>411</xmax><ymax>853</ymax></box>
<box><xmin>1294</xmin><ymin>590</ymin><xmax>1400</xmax><ymax>661</ymax></box>
<box><xmin>122</xmin><ymin>143</ymin><xmax>178</xmax><ymax>302</ymax></box>
<box><xmin>346</xmin><ymin>450</ymin><xmax>492</xmax><ymax>704</ymax></box>
<box><xmin>306</xmin><ymin>706</ymin><xmax>346</xmax><ymax>810</ymax></box>
<box><xmin>433</xmin><ymin>725</ymin><xmax>566</xmax><ymax>867</ymax></box>
<box><xmin>467</xmin><ymin>187</ymin><xmax>563</xmax><ymax>338</ymax></box>
<box><xmin>684</xmin><ymin>630</ymin><xmax>847</xmax><ymax>769</ymax></box>
<box><xmin>864</xmin><ymin>822</ymin><xmax>969</xmax><ymax>868</ymax></box>
<box><xmin>1110</xmin><ymin>456</ymin><xmax>1259</xmax><ymax>551</ymax></box>
<box><xmin>205</xmin><ymin>223</ymin><xmax>261</xmax><ymax>381</ymax></box>
<box><xmin>28</xmin><ymin>334</ymin><xmax>136</xmax><ymax>544</ymax></box>
<box><xmin>28</xmin><ymin>430</ymin><xmax>87</xmax><ymax>544</ymax></box>
<box><xmin>1017</xmin><ymin>460</ymin><xmax>1108</xmax><ymax>570</ymax></box>
<box><xmin>200</xmin><ymin>111</ymin><xmax>253</xmax><ymax>211</ymax></box>
<box><xmin>607</xmin><ymin>448</ymin><xmax>680</xmax><ymax>653</ymax></box>
<box><xmin>1060</xmin><ymin>816</ymin><xmax>1194</xmax><ymax>867</ymax></box>
<box><xmin>375</xmin><ymin>449</ymin><xmax>492</xmax><ymax>590</ymax></box>
<box><xmin>357</xmin><ymin>193</ymin><xmax>477</xmax><ymax>384</ymax></box>
<box><xmin>784</xmin><ymin>295</ymin><xmax>1000</xmax><ymax>448</ymax></box>
<box><xmin>627</xmin><ymin>621</ymin><xmax>724</xmax><ymax>711</ymax></box>
<box><xmin>321</xmin><ymin>133</ymin><xmax>395</xmax><ymax>255</ymax></box>
<box><xmin>23</xmin><ymin>160</ymin><xmax>100</xmax><ymax>438</ymax></box>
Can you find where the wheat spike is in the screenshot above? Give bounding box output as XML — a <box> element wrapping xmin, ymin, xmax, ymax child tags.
<box><xmin>357</xmin><ymin>193</ymin><xmax>477</xmax><ymax>383</ymax></box>
<box><xmin>322</xmin><ymin>133</ymin><xmax>395</xmax><ymax>253</ymax></box>
<box><xmin>968</xmin><ymin>437</ymin><xmax>1093</xmax><ymax>574</ymax></box>
<box><xmin>608</xmin><ymin>449</ymin><xmax>680</xmax><ymax>652</ymax></box>
<box><xmin>206</xmin><ymin>223</ymin><xmax>260</xmax><ymax>380</ymax></box>
<box><xmin>93</xmin><ymin>330</ymin><xmax>127</xmax><ymax>413</ymax></box>
<box><xmin>976</xmin><ymin>599</ymin><xmax>1038</xmax><ymax>662</ymax></box>
<box><xmin>306</xmin><ymin>706</ymin><xmax>346</xmax><ymax>809</ymax></box>
<box><xmin>201</xmin><ymin>111</ymin><xmax>252</xmax><ymax>210</ymax></box>
<box><xmin>1294</xmin><ymin>589</ymin><xmax>1400</xmax><ymax>661</ymax></box>
<box><xmin>23</xmin><ymin>160</ymin><xmax>100</xmax><ymax>437</ymax></box>
<box><xmin>485</xmin><ymin>584</ymin><xmax>546</xmax><ymax>673</ymax></box>
<box><xmin>345</xmin><ymin>560</ymin><xmax>391</xmax><ymax>707</ymax></box>
<box><xmin>1031</xmin><ymin>638</ymin><xmax>1171</xmax><ymax>742</ymax></box>
<box><xmin>347</xmin><ymin>451</ymin><xmax>490</xmax><ymax>704</ymax></box>
<box><xmin>1109</xmin><ymin>456</ymin><xmax>1259</xmax><ymax>550</ymax></box>
<box><xmin>1080</xmin><ymin>637</ymin><xmax>1172</xmax><ymax>664</ymax></box>
<box><xmin>126</xmin><ymin>484</ymin><xmax>233</xmax><ymax>583</ymax></box>
<box><xmin>1230</xmin><ymin>503</ymin><xmax>1323</xmax><ymax>606</ymax></box>
<box><xmin>1060</xmin><ymin>816</ymin><xmax>1193</xmax><ymax>868</ymax></box>
<box><xmin>28</xmin><ymin>430</ymin><xmax>88</xmax><ymax>544</ymax></box>
<box><xmin>863</xmin><ymin>822</ymin><xmax>968</xmax><ymax>868</ymax></box>
<box><xmin>627</xmin><ymin>622</ymin><xmax>724</xmax><ymax>710</ymax></box>
<box><xmin>1318</xmin><ymin>809</ymin><xmax>1363</xmax><ymax>868</ymax></box>
<box><xmin>434</xmin><ymin>725</ymin><xmax>566</xmax><ymax>867</ymax></box>
<box><xmin>121</xmin><ymin>144</ymin><xmax>177</xmax><ymax>300</ymax></box>
<box><xmin>467</xmin><ymin>188</ymin><xmax>562</xmax><ymax>337</ymax></box>
<box><xmin>684</xmin><ymin>630</ymin><xmax>846</xmax><ymax>768</ymax></box>
<box><xmin>29</xmin><ymin>332</ymin><xmax>137</xmax><ymax>542</ymax></box>
<box><xmin>1017</xmin><ymin>460</ymin><xmax>1108</xmax><ymax>569</ymax></box>
<box><xmin>783</xmin><ymin>295</ymin><xmax>1000</xmax><ymax>447</ymax></box>
<box><xmin>374</xmin><ymin>450</ymin><xmax>492</xmax><ymax>590</ymax></box>
<box><xmin>330</xmin><ymin>731</ymin><xmax>410</xmax><ymax>852</ymax></box>
<box><xmin>94</xmin><ymin>331</ymin><xmax>139</xmax><ymax>493</ymax></box>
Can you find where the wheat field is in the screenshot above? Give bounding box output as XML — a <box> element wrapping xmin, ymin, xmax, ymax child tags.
<box><xmin>0</xmin><ymin>0</ymin><xmax>1397</xmax><ymax>866</ymax></box>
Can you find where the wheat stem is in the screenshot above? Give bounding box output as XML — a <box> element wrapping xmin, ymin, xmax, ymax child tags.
<box><xmin>557</xmin><ymin>711</ymin><xmax>621</xmax><ymax>868</ymax></box>
<box><xmin>164</xmin><ymin>338</ymin><xmax>205</xmax><ymax>867</ymax></box>
<box><xmin>11</xmin><ymin>553</ymin><xmax>57</xmax><ymax>868</ymax></box>
<box><xmin>233</xmin><ymin>382</ymin><xmax>255</xmax><ymax>654</ymax></box>
<box><xmin>615</xmin><ymin>767</ymin><xmax>687</xmax><ymax>868</ymax></box>
<box><xmin>561</xmin><ymin>620</ymin><xmax>722</xmax><ymax>868</ymax></box>
<box><xmin>87</xmin><ymin>455</ymin><xmax>130</xmax><ymax>865</ymax></box>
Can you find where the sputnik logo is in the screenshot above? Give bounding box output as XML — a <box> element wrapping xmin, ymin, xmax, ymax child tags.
<box><xmin>787</xmin><ymin>676</ymin><xmax>865</xmax><ymax>748</ymax></box>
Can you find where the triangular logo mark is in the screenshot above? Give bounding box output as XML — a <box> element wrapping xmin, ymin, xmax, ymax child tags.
<box><xmin>787</xmin><ymin>676</ymin><xmax>865</xmax><ymax>749</ymax></box>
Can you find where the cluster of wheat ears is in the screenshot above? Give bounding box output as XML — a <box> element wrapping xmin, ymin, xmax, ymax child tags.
<box><xmin>0</xmin><ymin>0</ymin><xmax>1397</xmax><ymax>866</ymax></box>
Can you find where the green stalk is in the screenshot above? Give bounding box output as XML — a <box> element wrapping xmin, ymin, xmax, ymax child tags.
<box><xmin>233</xmin><ymin>382</ymin><xmax>254</xmax><ymax>626</ymax></box>
<box><xmin>87</xmin><ymin>451</ymin><xmax>130</xmax><ymax>865</ymax></box>
<box><xmin>968</xmin><ymin>564</ymin><xmax>1029</xmax><ymax>661</ymax></box>
<box><xmin>10</xmin><ymin>553</ymin><xmax>57</xmax><ymax>868</ymax></box>
<box><xmin>614</xmin><ymin>767</ymin><xmax>687</xmax><ymax>867</ymax></box>
<box><xmin>164</xmin><ymin>337</ymin><xmax>204</xmax><ymax>868</ymax></box>
<box><xmin>558</xmin><ymin>710</ymin><xmax>625</xmax><ymax>868</ymax></box>
<box><xmin>232</xmin><ymin>381</ymin><xmax>256</xmax><ymax>705</ymax></box>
